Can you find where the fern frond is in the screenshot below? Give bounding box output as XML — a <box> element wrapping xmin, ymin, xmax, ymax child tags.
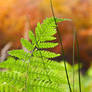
<box><xmin>0</xmin><ymin>57</ymin><xmax>28</xmax><ymax>72</ymax></box>
<box><xmin>0</xmin><ymin>71</ymin><xmax>25</xmax><ymax>92</ymax></box>
<box><xmin>37</xmin><ymin>42</ymin><xmax>58</xmax><ymax>48</ymax></box>
<box><xmin>29</xmin><ymin>31</ymin><xmax>36</xmax><ymax>44</ymax></box>
<box><xmin>0</xmin><ymin>57</ymin><xmax>71</xmax><ymax>92</ymax></box>
<box><xmin>8</xmin><ymin>50</ymin><xmax>31</xmax><ymax>60</ymax></box>
<box><xmin>33</xmin><ymin>50</ymin><xmax>60</xmax><ymax>58</ymax></box>
<box><xmin>21</xmin><ymin>38</ymin><xmax>35</xmax><ymax>51</ymax></box>
<box><xmin>0</xmin><ymin>17</ymin><xmax>72</xmax><ymax>92</ymax></box>
<box><xmin>35</xmin><ymin>17</ymin><xmax>67</xmax><ymax>42</ymax></box>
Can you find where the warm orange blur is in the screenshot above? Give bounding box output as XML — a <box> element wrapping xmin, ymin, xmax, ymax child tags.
<box><xmin>0</xmin><ymin>0</ymin><xmax>43</xmax><ymax>51</ymax></box>
<box><xmin>0</xmin><ymin>0</ymin><xmax>92</xmax><ymax>71</ymax></box>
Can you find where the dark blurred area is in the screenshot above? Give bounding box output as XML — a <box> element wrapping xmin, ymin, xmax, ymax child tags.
<box><xmin>0</xmin><ymin>0</ymin><xmax>92</xmax><ymax>72</ymax></box>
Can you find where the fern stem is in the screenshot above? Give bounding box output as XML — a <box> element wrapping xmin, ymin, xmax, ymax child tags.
<box><xmin>36</xmin><ymin>42</ymin><xmax>51</xmax><ymax>81</ymax></box>
<box><xmin>24</xmin><ymin>53</ymin><xmax>30</xmax><ymax>92</ymax></box>
<box><xmin>24</xmin><ymin>47</ymin><xmax>37</xmax><ymax>92</ymax></box>
<box><xmin>50</xmin><ymin>0</ymin><xmax>72</xmax><ymax>92</ymax></box>
<box><xmin>75</xmin><ymin>30</ymin><xmax>81</xmax><ymax>92</ymax></box>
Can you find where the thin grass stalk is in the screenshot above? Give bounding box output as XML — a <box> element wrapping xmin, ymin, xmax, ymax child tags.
<box><xmin>73</xmin><ymin>28</ymin><xmax>76</xmax><ymax>92</ymax></box>
<box><xmin>50</xmin><ymin>0</ymin><xmax>72</xmax><ymax>92</ymax></box>
<box><xmin>75</xmin><ymin>30</ymin><xmax>81</xmax><ymax>92</ymax></box>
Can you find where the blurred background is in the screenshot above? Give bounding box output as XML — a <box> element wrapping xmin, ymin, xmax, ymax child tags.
<box><xmin>0</xmin><ymin>0</ymin><xmax>92</xmax><ymax>71</ymax></box>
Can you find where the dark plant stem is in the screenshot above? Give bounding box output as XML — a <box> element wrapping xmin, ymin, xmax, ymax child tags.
<box><xmin>50</xmin><ymin>0</ymin><xmax>72</xmax><ymax>92</ymax></box>
<box><xmin>73</xmin><ymin>28</ymin><xmax>76</xmax><ymax>92</ymax></box>
<box><xmin>75</xmin><ymin>30</ymin><xmax>81</xmax><ymax>92</ymax></box>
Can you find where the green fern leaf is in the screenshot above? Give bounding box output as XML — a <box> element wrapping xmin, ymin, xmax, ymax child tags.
<box><xmin>29</xmin><ymin>31</ymin><xmax>36</xmax><ymax>44</ymax></box>
<box><xmin>0</xmin><ymin>71</ymin><xmax>25</xmax><ymax>92</ymax></box>
<box><xmin>0</xmin><ymin>17</ymin><xmax>72</xmax><ymax>92</ymax></box>
<box><xmin>37</xmin><ymin>42</ymin><xmax>58</xmax><ymax>48</ymax></box>
<box><xmin>8</xmin><ymin>50</ymin><xmax>31</xmax><ymax>60</ymax></box>
<box><xmin>33</xmin><ymin>50</ymin><xmax>60</xmax><ymax>58</ymax></box>
<box><xmin>21</xmin><ymin>38</ymin><xmax>34</xmax><ymax>51</ymax></box>
<box><xmin>0</xmin><ymin>56</ymin><xmax>71</xmax><ymax>92</ymax></box>
<box><xmin>39</xmin><ymin>36</ymin><xmax>56</xmax><ymax>42</ymax></box>
<box><xmin>35</xmin><ymin>23</ymin><xmax>42</xmax><ymax>41</ymax></box>
<box><xmin>35</xmin><ymin>17</ymin><xmax>70</xmax><ymax>42</ymax></box>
